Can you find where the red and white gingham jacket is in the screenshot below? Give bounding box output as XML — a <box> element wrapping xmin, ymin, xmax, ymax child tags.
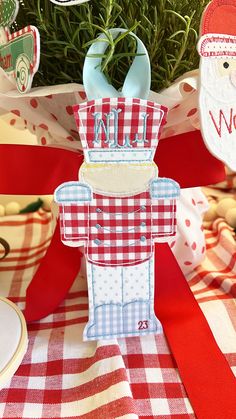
<box><xmin>55</xmin><ymin>179</ymin><xmax>179</xmax><ymax>267</ymax></box>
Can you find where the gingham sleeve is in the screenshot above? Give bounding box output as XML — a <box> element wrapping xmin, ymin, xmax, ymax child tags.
<box><xmin>150</xmin><ymin>178</ymin><xmax>180</xmax><ymax>241</ymax></box>
<box><xmin>54</xmin><ymin>182</ymin><xmax>92</xmax><ymax>246</ymax></box>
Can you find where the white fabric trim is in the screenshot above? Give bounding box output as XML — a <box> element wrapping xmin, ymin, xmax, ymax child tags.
<box><xmin>85</xmin><ymin>148</ymin><xmax>155</xmax><ymax>163</ymax></box>
<box><xmin>198</xmin><ymin>34</ymin><xmax>236</xmax><ymax>57</ymax></box>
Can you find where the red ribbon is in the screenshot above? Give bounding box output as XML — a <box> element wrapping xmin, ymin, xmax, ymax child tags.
<box><xmin>25</xmin><ymin>222</ymin><xmax>82</xmax><ymax>321</ymax></box>
<box><xmin>155</xmin><ymin>243</ymin><xmax>236</xmax><ymax>419</ymax></box>
<box><xmin>0</xmin><ymin>130</ymin><xmax>225</xmax><ymax>195</ymax></box>
<box><xmin>0</xmin><ymin>132</ymin><xmax>235</xmax><ymax>418</ymax></box>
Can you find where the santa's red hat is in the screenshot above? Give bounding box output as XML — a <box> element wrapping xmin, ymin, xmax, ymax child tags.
<box><xmin>198</xmin><ymin>0</ymin><xmax>236</xmax><ymax>57</ymax></box>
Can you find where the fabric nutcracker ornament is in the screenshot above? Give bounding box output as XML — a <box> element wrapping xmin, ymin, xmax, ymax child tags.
<box><xmin>198</xmin><ymin>0</ymin><xmax>236</xmax><ymax>171</ymax></box>
<box><xmin>54</xmin><ymin>29</ymin><xmax>180</xmax><ymax>341</ymax></box>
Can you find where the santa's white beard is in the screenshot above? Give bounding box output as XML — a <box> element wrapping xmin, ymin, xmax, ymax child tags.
<box><xmin>199</xmin><ymin>58</ymin><xmax>236</xmax><ymax>170</ymax></box>
<box><xmin>200</xmin><ymin>57</ymin><xmax>236</xmax><ymax>102</ymax></box>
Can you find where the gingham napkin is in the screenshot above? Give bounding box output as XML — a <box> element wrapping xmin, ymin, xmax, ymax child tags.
<box><xmin>0</xmin><ymin>207</ymin><xmax>235</xmax><ymax>418</ymax></box>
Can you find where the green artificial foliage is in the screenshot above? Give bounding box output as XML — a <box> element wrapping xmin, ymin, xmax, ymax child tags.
<box><xmin>15</xmin><ymin>0</ymin><xmax>210</xmax><ymax>91</ymax></box>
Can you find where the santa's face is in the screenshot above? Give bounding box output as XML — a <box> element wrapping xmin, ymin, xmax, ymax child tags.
<box><xmin>199</xmin><ymin>56</ymin><xmax>236</xmax><ymax>170</ymax></box>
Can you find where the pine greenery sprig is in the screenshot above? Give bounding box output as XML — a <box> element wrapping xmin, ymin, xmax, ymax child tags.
<box><xmin>15</xmin><ymin>0</ymin><xmax>210</xmax><ymax>91</ymax></box>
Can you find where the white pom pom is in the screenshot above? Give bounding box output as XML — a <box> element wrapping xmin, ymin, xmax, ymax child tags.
<box><xmin>216</xmin><ymin>198</ymin><xmax>236</xmax><ymax>218</ymax></box>
<box><xmin>225</xmin><ymin>208</ymin><xmax>236</xmax><ymax>228</ymax></box>
<box><xmin>5</xmin><ymin>202</ymin><xmax>21</xmax><ymax>216</ymax></box>
<box><xmin>203</xmin><ymin>203</ymin><xmax>218</xmax><ymax>221</ymax></box>
<box><xmin>0</xmin><ymin>205</ymin><xmax>5</xmax><ymax>217</ymax></box>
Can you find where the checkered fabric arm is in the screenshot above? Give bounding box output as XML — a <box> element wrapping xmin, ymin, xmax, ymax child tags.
<box><xmin>150</xmin><ymin>178</ymin><xmax>180</xmax><ymax>241</ymax></box>
<box><xmin>54</xmin><ymin>182</ymin><xmax>92</xmax><ymax>246</ymax></box>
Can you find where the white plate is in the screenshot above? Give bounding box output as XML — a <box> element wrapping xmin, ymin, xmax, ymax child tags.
<box><xmin>0</xmin><ymin>297</ymin><xmax>28</xmax><ymax>390</ymax></box>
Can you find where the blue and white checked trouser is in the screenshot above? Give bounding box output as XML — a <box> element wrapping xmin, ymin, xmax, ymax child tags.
<box><xmin>83</xmin><ymin>256</ymin><xmax>162</xmax><ymax>340</ymax></box>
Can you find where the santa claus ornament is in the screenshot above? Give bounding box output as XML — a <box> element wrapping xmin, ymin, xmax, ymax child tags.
<box><xmin>54</xmin><ymin>29</ymin><xmax>180</xmax><ymax>341</ymax></box>
<box><xmin>198</xmin><ymin>0</ymin><xmax>236</xmax><ymax>171</ymax></box>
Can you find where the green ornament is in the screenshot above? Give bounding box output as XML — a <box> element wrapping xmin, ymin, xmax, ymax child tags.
<box><xmin>0</xmin><ymin>0</ymin><xmax>19</xmax><ymax>28</ymax></box>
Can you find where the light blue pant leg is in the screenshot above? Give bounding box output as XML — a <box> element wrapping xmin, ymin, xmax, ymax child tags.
<box><xmin>83</xmin><ymin>261</ymin><xmax>123</xmax><ymax>340</ymax></box>
<box><xmin>122</xmin><ymin>256</ymin><xmax>162</xmax><ymax>335</ymax></box>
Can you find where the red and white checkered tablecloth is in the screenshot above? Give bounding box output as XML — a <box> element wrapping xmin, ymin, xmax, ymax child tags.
<box><xmin>0</xmin><ymin>208</ymin><xmax>235</xmax><ymax>418</ymax></box>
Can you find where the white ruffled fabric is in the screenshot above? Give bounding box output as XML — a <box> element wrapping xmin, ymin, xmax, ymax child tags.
<box><xmin>0</xmin><ymin>68</ymin><xmax>208</xmax><ymax>275</ymax></box>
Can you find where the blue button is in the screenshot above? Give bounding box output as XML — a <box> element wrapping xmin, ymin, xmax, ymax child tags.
<box><xmin>141</xmin><ymin>205</ymin><xmax>146</xmax><ymax>211</ymax></box>
<box><xmin>141</xmin><ymin>222</ymin><xmax>146</xmax><ymax>227</ymax></box>
<box><xmin>94</xmin><ymin>239</ymin><xmax>102</xmax><ymax>245</ymax></box>
<box><xmin>95</xmin><ymin>224</ymin><xmax>101</xmax><ymax>229</ymax></box>
<box><xmin>96</xmin><ymin>208</ymin><xmax>102</xmax><ymax>213</ymax></box>
<box><xmin>140</xmin><ymin>236</ymin><xmax>146</xmax><ymax>242</ymax></box>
